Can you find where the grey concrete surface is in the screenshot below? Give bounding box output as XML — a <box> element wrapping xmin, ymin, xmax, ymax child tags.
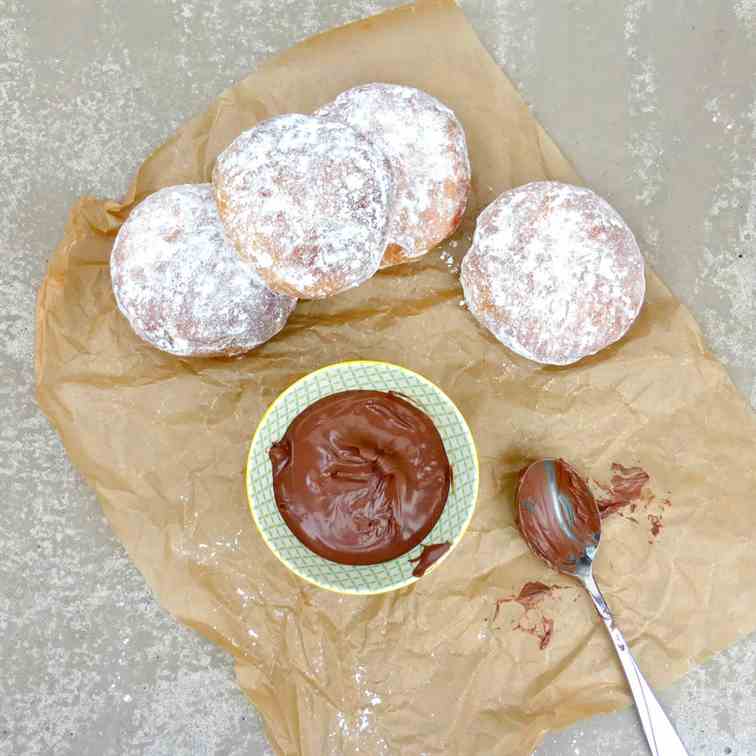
<box><xmin>0</xmin><ymin>0</ymin><xmax>754</xmax><ymax>754</ymax></box>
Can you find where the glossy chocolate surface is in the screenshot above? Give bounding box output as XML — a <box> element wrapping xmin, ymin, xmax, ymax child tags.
<box><xmin>409</xmin><ymin>542</ymin><xmax>451</xmax><ymax>577</ymax></box>
<box><xmin>270</xmin><ymin>390</ymin><xmax>451</xmax><ymax>565</ymax></box>
<box><xmin>516</xmin><ymin>458</ymin><xmax>601</xmax><ymax>573</ymax></box>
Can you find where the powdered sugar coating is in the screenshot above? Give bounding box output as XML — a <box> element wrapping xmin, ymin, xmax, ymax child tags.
<box><xmin>212</xmin><ymin>114</ymin><xmax>393</xmax><ymax>299</ymax></box>
<box><xmin>316</xmin><ymin>84</ymin><xmax>471</xmax><ymax>268</ymax></box>
<box><xmin>110</xmin><ymin>184</ymin><xmax>296</xmax><ymax>357</ymax></box>
<box><xmin>461</xmin><ymin>182</ymin><xmax>646</xmax><ymax>365</ymax></box>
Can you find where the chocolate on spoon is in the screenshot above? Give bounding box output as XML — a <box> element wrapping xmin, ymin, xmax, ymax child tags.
<box><xmin>516</xmin><ymin>459</ymin><xmax>688</xmax><ymax>756</ymax></box>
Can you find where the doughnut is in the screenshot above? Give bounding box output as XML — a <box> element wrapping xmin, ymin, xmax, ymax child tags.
<box><xmin>316</xmin><ymin>83</ymin><xmax>471</xmax><ymax>268</ymax></box>
<box><xmin>212</xmin><ymin>114</ymin><xmax>393</xmax><ymax>299</ymax></box>
<box><xmin>110</xmin><ymin>184</ymin><xmax>296</xmax><ymax>357</ymax></box>
<box><xmin>461</xmin><ymin>181</ymin><xmax>645</xmax><ymax>365</ymax></box>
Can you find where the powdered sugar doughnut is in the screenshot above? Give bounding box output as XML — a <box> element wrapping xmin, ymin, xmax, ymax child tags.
<box><xmin>316</xmin><ymin>84</ymin><xmax>471</xmax><ymax>268</ymax></box>
<box><xmin>111</xmin><ymin>184</ymin><xmax>296</xmax><ymax>357</ymax></box>
<box><xmin>212</xmin><ymin>114</ymin><xmax>393</xmax><ymax>299</ymax></box>
<box><xmin>461</xmin><ymin>182</ymin><xmax>645</xmax><ymax>365</ymax></box>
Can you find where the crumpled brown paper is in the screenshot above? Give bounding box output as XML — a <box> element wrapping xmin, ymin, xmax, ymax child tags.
<box><xmin>35</xmin><ymin>1</ymin><xmax>756</xmax><ymax>753</ymax></box>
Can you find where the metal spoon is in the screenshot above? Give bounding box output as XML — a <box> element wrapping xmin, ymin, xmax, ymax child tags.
<box><xmin>516</xmin><ymin>458</ymin><xmax>688</xmax><ymax>756</ymax></box>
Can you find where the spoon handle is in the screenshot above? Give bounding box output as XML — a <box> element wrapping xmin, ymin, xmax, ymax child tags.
<box><xmin>582</xmin><ymin>571</ymin><xmax>689</xmax><ymax>756</ymax></box>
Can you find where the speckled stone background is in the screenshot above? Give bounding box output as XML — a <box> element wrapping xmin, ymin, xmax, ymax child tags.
<box><xmin>1</xmin><ymin>1</ymin><xmax>754</xmax><ymax>754</ymax></box>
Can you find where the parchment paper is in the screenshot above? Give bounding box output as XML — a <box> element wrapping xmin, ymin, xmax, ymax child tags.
<box><xmin>35</xmin><ymin>1</ymin><xmax>756</xmax><ymax>753</ymax></box>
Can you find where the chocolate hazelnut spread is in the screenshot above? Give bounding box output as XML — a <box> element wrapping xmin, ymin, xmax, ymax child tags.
<box><xmin>409</xmin><ymin>542</ymin><xmax>451</xmax><ymax>577</ymax></box>
<box><xmin>516</xmin><ymin>458</ymin><xmax>601</xmax><ymax>572</ymax></box>
<box><xmin>270</xmin><ymin>390</ymin><xmax>451</xmax><ymax>565</ymax></box>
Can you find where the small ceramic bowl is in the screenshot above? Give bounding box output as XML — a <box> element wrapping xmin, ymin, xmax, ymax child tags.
<box><xmin>246</xmin><ymin>360</ymin><xmax>479</xmax><ymax>594</ymax></box>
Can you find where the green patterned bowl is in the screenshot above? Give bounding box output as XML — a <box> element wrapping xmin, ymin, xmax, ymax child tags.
<box><xmin>246</xmin><ymin>360</ymin><xmax>479</xmax><ymax>595</ymax></box>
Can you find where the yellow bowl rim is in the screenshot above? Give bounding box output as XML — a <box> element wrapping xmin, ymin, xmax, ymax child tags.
<box><xmin>245</xmin><ymin>359</ymin><xmax>480</xmax><ymax>595</ymax></box>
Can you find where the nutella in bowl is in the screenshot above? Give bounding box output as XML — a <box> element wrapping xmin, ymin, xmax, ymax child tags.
<box><xmin>269</xmin><ymin>390</ymin><xmax>452</xmax><ymax>565</ymax></box>
<box><xmin>246</xmin><ymin>361</ymin><xmax>478</xmax><ymax>595</ymax></box>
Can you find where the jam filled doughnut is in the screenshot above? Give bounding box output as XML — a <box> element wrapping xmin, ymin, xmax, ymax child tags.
<box><xmin>461</xmin><ymin>181</ymin><xmax>645</xmax><ymax>365</ymax></box>
<box><xmin>316</xmin><ymin>83</ymin><xmax>471</xmax><ymax>268</ymax></box>
<box><xmin>212</xmin><ymin>113</ymin><xmax>393</xmax><ymax>299</ymax></box>
<box><xmin>110</xmin><ymin>183</ymin><xmax>296</xmax><ymax>357</ymax></box>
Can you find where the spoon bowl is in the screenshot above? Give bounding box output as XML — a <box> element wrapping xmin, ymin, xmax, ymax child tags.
<box><xmin>516</xmin><ymin>458</ymin><xmax>601</xmax><ymax>577</ymax></box>
<box><xmin>516</xmin><ymin>458</ymin><xmax>688</xmax><ymax>756</ymax></box>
